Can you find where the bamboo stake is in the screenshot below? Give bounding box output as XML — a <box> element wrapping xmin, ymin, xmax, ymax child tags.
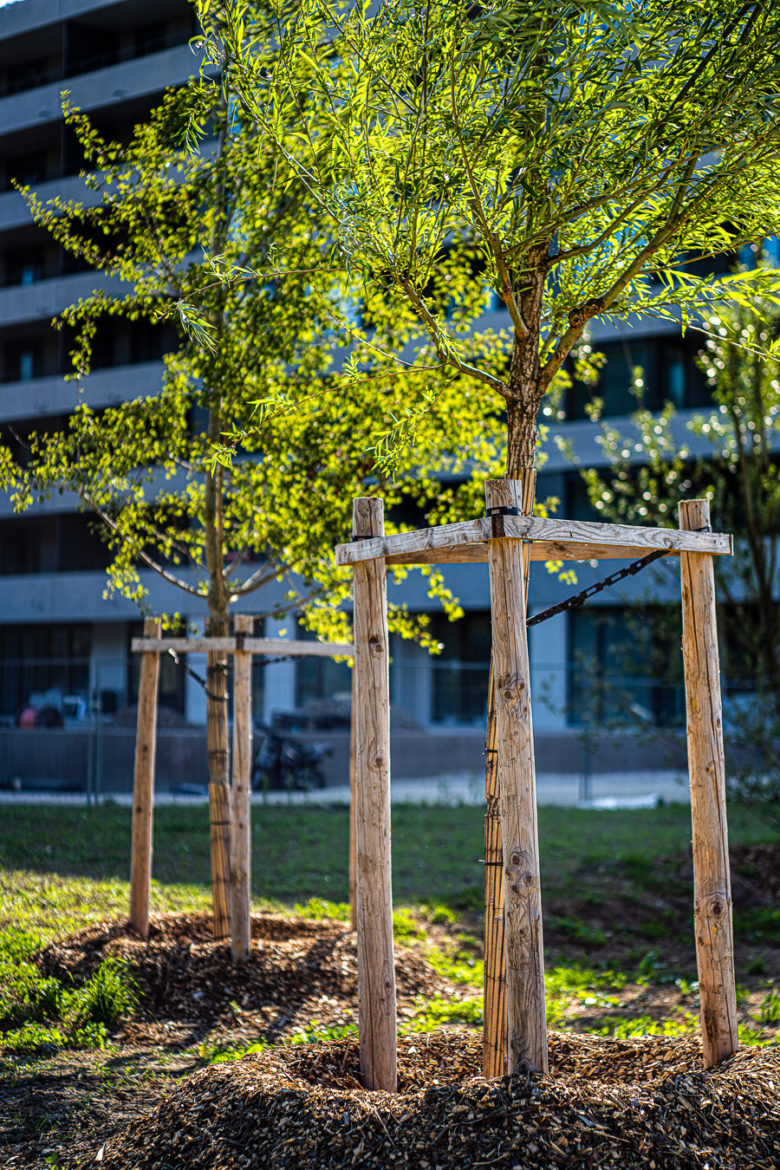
<box><xmin>349</xmin><ymin>663</ymin><xmax>358</xmax><ymax>933</ymax></box>
<box><xmin>679</xmin><ymin>499</ymin><xmax>738</xmax><ymax>1068</ymax></box>
<box><xmin>483</xmin><ymin>471</ymin><xmax>535</xmax><ymax>1079</ymax></box>
<box><xmin>485</xmin><ymin>478</ymin><xmax>548</xmax><ymax>1074</ymax></box>
<box><xmin>207</xmin><ymin>645</ymin><xmax>232</xmax><ymax>941</ymax></box>
<box><xmin>231</xmin><ymin>615</ymin><xmax>253</xmax><ymax>962</ymax></box>
<box><xmin>129</xmin><ymin>616</ymin><xmax>161</xmax><ymax>940</ymax></box>
<box><xmin>353</xmin><ymin>497</ymin><xmax>397</xmax><ymax>1092</ymax></box>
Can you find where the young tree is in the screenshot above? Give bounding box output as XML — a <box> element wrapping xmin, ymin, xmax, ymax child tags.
<box><xmin>0</xmin><ymin>70</ymin><xmax>505</xmax><ymax>937</ymax></box>
<box><xmin>201</xmin><ymin>0</ymin><xmax>780</xmax><ymax>1073</ymax></box>
<box><xmin>579</xmin><ymin>290</ymin><xmax>780</xmax><ymax>821</ymax></box>
<box><xmin>206</xmin><ymin>0</ymin><xmax>780</xmax><ymax>481</ymax></box>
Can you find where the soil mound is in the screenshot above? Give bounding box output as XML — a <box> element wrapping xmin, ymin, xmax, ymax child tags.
<box><xmin>37</xmin><ymin>913</ymin><xmax>456</xmax><ymax>1047</ymax></box>
<box><xmin>98</xmin><ymin>1029</ymin><xmax>780</xmax><ymax>1169</ymax></box>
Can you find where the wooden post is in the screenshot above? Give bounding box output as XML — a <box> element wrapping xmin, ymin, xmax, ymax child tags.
<box><xmin>349</xmin><ymin>663</ymin><xmax>358</xmax><ymax>933</ymax></box>
<box><xmin>353</xmin><ymin>497</ymin><xmax>397</xmax><ymax>1092</ymax></box>
<box><xmin>231</xmin><ymin>615</ymin><xmax>253</xmax><ymax>962</ymax></box>
<box><xmin>485</xmin><ymin>478</ymin><xmax>548</xmax><ymax>1074</ymax></box>
<box><xmin>483</xmin><ymin>470</ymin><xmax>536</xmax><ymax>1078</ymax></box>
<box><xmin>679</xmin><ymin>499</ymin><xmax>738</xmax><ymax>1068</ymax></box>
<box><xmin>129</xmin><ymin>616</ymin><xmax>161</xmax><ymax>940</ymax></box>
<box><xmin>207</xmin><ymin>644</ymin><xmax>232</xmax><ymax>941</ymax></box>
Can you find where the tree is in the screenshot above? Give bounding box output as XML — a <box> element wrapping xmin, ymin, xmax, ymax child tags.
<box><xmin>204</xmin><ymin>0</ymin><xmax>780</xmax><ymax>486</ymax></box>
<box><xmin>578</xmin><ymin>288</ymin><xmax>780</xmax><ymax>822</ymax></box>
<box><xmin>0</xmin><ymin>67</ymin><xmax>508</xmax><ymax>936</ymax></box>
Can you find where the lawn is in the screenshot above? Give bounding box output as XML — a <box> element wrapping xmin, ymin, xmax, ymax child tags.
<box><xmin>2</xmin><ymin>798</ymin><xmax>776</xmax><ymax>938</ymax></box>
<box><xmin>0</xmin><ymin>799</ymin><xmax>777</xmax><ymax>1168</ymax></box>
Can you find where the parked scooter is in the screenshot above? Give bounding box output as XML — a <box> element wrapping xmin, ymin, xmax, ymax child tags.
<box><xmin>251</xmin><ymin>724</ymin><xmax>331</xmax><ymax>791</ymax></box>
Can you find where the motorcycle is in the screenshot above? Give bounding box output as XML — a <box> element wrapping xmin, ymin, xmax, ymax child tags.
<box><xmin>251</xmin><ymin>724</ymin><xmax>331</xmax><ymax>791</ymax></box>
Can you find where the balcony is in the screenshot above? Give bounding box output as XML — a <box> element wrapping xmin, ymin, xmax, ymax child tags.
<box><xmin>0</xmin><ymin>270</ymin><xmax>128</xmax><ymax>328</ymax></box>
<box><xmin>0</xmin><ymin>43</ymin><xmax>204</xmax><ymax>140</ymax></box>
<box><xmin>0</xmin><ymin>174</ymin><xmax>101</xmax><ymax>233</ymax></box>
<box><xmin>0</xmin><ymin>360</ymin><xmax>164</xmax><ymax>422</ymax></box>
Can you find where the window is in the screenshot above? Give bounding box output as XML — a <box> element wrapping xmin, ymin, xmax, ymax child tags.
<box><xmin>566</xmin><ymin>335</ymin><xmax>712</xmax><ymax>419</ymax></box>
<box><xmin>567</xmin><ymin>606</ymin><xmax>683</xmax><ymax>727</ymax></box>
<box><xmin>429</xmin><ymin>610</ymin><xmax>491</xmax><ymax>726</ymax></box>
<box><xmin>0</xmin><ymin>623</ymin><xmax>91</xmax><ymax>718</ymax></box>
<box><xmin>127</xmin><ymin>622</ymin><xmax>185</xmax><ymax>714</ymax></box>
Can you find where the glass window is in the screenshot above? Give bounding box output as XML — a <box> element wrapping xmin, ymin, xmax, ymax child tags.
<box><xmin>0</xmin><ymin>623</ymin><xmax>91</xmax><ymax>718</ymax></box>
<box><xmin>429</xmin><ymin>611</ymin><xmax>491</xmax><ymax>726</ymax></box>
<box><xmin>568</xmin><ymin>606</ymin><xmax>683</xmax><ymax>727</ymax></box>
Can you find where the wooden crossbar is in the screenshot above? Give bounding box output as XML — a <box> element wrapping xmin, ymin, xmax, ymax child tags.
<box><xmin>335</xmin><ymin>514</ymin><xmax>733</xmax><ymax>566</ymax></box>
<box><xmin>130</xmin><ymin>636</ymin><xmax>353</xmax><ymax>657</ymax></box>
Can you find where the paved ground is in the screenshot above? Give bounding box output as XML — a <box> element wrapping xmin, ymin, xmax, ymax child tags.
<box><xmin>0</xmin><ymin>770</ymin><xmax>691</xmax><ymax>808</ymax></box>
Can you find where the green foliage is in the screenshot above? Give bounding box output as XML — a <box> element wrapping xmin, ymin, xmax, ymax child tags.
<box><xmin>392</xmin><ymin>908</ymin><xmax>427</xmax><ymax>943</ymax></box>
<box><xmin>293</xmin><ymin>897</ymin><xmax>351</xmax><ymax>922</ymax></box>
<box><xmin>757</xmin><ymin>990</ymin><xmax>780</xmax><ymax>1026</ymax></box>
<box><xmin>288</xmin><ymin>1021</ymin><xmax>359</xmax><ymax>1045</ymax></box>
<box><xmin>71</xmin><ymin>958</ymin><xmax>138</xmax><ymax>1029</ymax></box>
<box><xmin>201</xmin><ymin>0</ymin><xmax>780</xmax><ymax>474</ymax></box>
<box><xmin>585</xmin><ymin>1011</ymin><xmax>698</xmax><ymax>1040</ymax></box>
<box><xmin>0</xmin><ymin>929</ymin><xmax>135</xmax><ymax>1053</ymax></box>
<box><xmin>581</xmin><ymin>292</ymin><xmax>780</xmax><ymax>814</ymax></box>
<box><xmin>0</xmin><ymin>64</ymin><xmax>510</xmax><ymax>649</ymax></box>
<box><xmin>405</xmin><ymin>996</ymin><xmax>483</xmax><ymax>1032</ymax></box>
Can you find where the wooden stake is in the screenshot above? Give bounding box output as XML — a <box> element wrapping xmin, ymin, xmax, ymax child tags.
<box><xmin>231</xmin><ymin>615</ymin><xmax>253</xmax><ymax>962</ymax></box>
<box><xmin>353</xmin><ymin>497</ymin><xmax>397</xmax><ymax>1092</ymax></box>
<box><xmin>129</xmin><ymin>617</ymin><xmax>161</xmax><ymax>940</ymax></box>
<box><xmin>349</xmin><ymin>663</ymin><xmax>358</xmax><ymax>933</ymax></box>
<box><xmin>207</xmin><ymin>644</ymin><xmax>232</xmax><ymax>941</ymax></box>
<box><xmin>485</xmin><ymin>478</ymin><xmax>548</xmax><ymax>1075</ymax></box>
<box><xmin>483</xmin><ymin>471</ymin><xmax>535</xmax><ymax>1079</ymax></box>
<box><xmin>679</xmin><ymin>499</ymin><xmax>738</xmax><ymax>1068</ymax></box>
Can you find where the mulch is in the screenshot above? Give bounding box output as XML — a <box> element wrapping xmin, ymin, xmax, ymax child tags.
<box><xmin>97</xmin><ymin>1028</ymin><xmax>780</xmax><ymax>1169</ymax></box>
<box><xmin>37</xmin><ymin>913</ymin><xmax>458</xmax><ymax>1048</ymax></box>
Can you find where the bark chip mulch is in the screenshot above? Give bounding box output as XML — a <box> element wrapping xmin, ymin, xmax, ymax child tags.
<box><xmin>37</xmin><ymin>913</ymin><xmax>455</xmax><ymax>1046</ymax></box>
<box><xmin>98</xmin><ymin>1029</ymin><xmax>779</xmax><ymax>1169</ymax></box>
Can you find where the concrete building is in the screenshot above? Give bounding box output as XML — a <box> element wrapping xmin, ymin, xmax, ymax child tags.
<box><xmin>0</xmin><ymin>0</ymin><xmax>770</xmax><ymax>787</ymax></box>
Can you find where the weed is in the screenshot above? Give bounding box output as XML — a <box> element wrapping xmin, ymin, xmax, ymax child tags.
<box><xmin>289</xmin><ymin>1021</ymin><xmax>359</xmax><ymax>1045</ymax></box>
<box><xmin>392</xmin><ymin>908</ymin><xmax>426</xmax><ymax>943</ymax></box>
<box><xmin>585</xmin><ymin>1011</ymin><xmax>698</xmax><ymax>1039</ymax></box>
<box><xmin>71</xmin><ymin>959</ymin><xmax>138</xmax><ymax>1029</ymax></box>
<box><xmin>757</xmin><ymin>989</ymin><xmax>780</xmax><ymax>1026</ymax></box>
<box><xmin>424</xmin><ymin>903</ymin><xmax>457</xmax><ymax>926</ymax></box>
<box><xmin>636</xmin><ymin>950</ymin><xmax>668</xmax><ymax>984</ymax></box>
<box><xmin>549</xmin><ymin>916</ymin><xmax>608</xmax><ymax>946</ymax></box>
<box><xmin>293</xmin><ymin>897</ymin><xmax>350</xmax><ymax>922</ymax></box>
<box><xmin>200</xmin><ymin>1038</ymin><xmax>269</xmax><ymax>1063</ymax></box>
<box><xmin>738</xmin><ymin>1023</ymin><xmax>777</xmax><ymax>1047</ymax></box>
<box><xmin>405</xmin><ymin>996</ymin><xmax>483</xmax><ymax>1032</ymax></box>
<box><xmin>736</xmin><ymin>907</ymin><xmax>780</xmax><ymax>944</ymax></box>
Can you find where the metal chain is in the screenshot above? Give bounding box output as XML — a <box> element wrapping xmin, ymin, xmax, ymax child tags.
<box><xmin>166</xmin><ymin>648</ymin><xmax>298</xmax><ymax>700</ymax></box>
<box><xmin>526</xmin><ymin>548</ymin><xmax>669</xmax><ymax>628</ymax></box>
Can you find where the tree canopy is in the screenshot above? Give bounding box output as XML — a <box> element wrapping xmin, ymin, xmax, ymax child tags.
<box><xmin>205</xmin><ymin>0</ymin><xmax>780</xmax><ymax>476</ymax></box>
<box><xmin>0</xmin><ymin>71</ymin><xmax>519</xmax><ymax>645</ymax></box>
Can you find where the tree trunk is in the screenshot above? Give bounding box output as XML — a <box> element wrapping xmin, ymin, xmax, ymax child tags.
<box><xmin>206</xmin><ymin>610</ymin><xmax>232</xmax><ymax>940</ymax></box>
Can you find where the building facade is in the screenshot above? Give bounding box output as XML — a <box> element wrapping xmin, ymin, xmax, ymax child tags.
<box><xmin>0</xmin><ymin>0</ymin><xmax>774</xmax><ymax>782</ymax></box>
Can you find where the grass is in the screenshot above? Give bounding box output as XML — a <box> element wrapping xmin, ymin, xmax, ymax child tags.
<box><xmin>0</xmin><ymin>799</ymin><xmax>777</xmax><ymax>1053</ymax></box>
<box><xmin>0</xmin><ymin>928</ymin><xmax>137</xmax><ymax>1053</ymax></box>
<box><xmin>1</xmin><ymin>800</ymin><xmax>775</xmax><ymax>942</ymax></box>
